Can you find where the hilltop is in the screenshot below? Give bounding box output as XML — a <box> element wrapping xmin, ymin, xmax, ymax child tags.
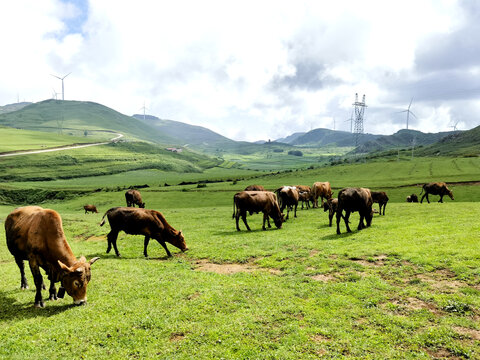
<box><xmin>418</xmin><ymin>124</ymin><xmax>480</xmax><ymax>156</ymax></box>
<box><xmin>0</xmin><ymin>100</ymin><xmax>178</xmax><ymax>144</ymax></box>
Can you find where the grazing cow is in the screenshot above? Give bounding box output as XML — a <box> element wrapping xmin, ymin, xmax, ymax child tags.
<box><xmin>233</xmin><ymin>191</ymin><xmax>284</xmax><ymax>231</ymax></box>
<box><xmin>420</xmin><ymin>182</ymin><xmax>454</xmax><ymax>203</ymax></box>
<box><xmin>295</xmin><ymin>185</ymin><xmax>313</xmax><ymax>209</ymax></box>
<box><xmin>100</xmin><ymin>207</ymin><xmax>187</xmax><ymax>257</ymax></box>
<box><xmin>125</xmin><ymin>189</ymin><xmax>145</xmax><ymax>208</ymax></box>
<box><xmin>244</xmin><ymin>185</ymin><xmax>265</xmax><ymax>191</ymax></box>
<box><xmin>312</xmin><ymin>182</ymin><xmax>332</xmax><ymax>208</ymax></box>
<box><xmin>83</xmin><ymin>204</ymin><xmax>98</xmax><ymax>214</ymax></box>
<box><xmin>323</xmin><ymin>198</ymin><xmax>339</xmax><ymax>227</ymax></box>
<box><xmin>406</xmin><ymin>194</ymin><xmax>418</xmax><ymax>203</ymax></box>
<box><xmin>5</xmin><ymin>206</ymin><xmax>99</xmax><ymax>308</ymax></box>
<box><xmin>336</xmin><ymin>188</ymin><xmax>373</xmax><ymax>235</ymax></box>
<box><xmin>371</xmin><ymin>191</ymin><xmax>389</xmax><ymax>215</ymax></box>
<box><xmin>275</xmin><ymin>186</ymin><xmax>299</xmax><ymax>220</ymax></box>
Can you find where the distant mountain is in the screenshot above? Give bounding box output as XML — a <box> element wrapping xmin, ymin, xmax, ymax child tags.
<box><xmin>354</xmin><ymin>129</ymin><xmax>457</xmax><ymax>154</ymax></box>
<box><xmin>0</xmin><ymin>102</ymin><xmax>32</xmax><ymax>115</ymax></box>
<box><xmin>133</xmin><ymin>114</ymin><xmax>285</xmax><ymax>155</ymax></box>
<box><xmin>417</xmin><ymin>125</ymin><xmax>480</xmax><ymax>156</ymax></box>
<box><xmin>289</xmin><ymin>128</ymin><xmax>380</xmax><ymax>147</ymax></box>
<box><xmin>275</xmin><ymin>132</ymin><xmax>306</xmax><ymax>144</ymax></box>
<box><xmin>0</xmin><ymin>100</ymin><xmax>178</xmax><ymax>144</ymax></box>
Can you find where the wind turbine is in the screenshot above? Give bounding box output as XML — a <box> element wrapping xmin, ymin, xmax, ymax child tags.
<box><xmin>51</xmin><ymin>72</ymin><xmax>71</xmax><ymax>100</ymax></box>
<box><xmin>398</xmin><ymin>98</ymin><xmax>416</xmax><ymax>130</ymax></box>
<box><xmin>52</xmin><ymin>88</ymin><xmax>60</xmax><ymax>100</ymax></box>
<box><xmin>139</xmin><ymin>101</ymin><xmax>148</xmax><ymax>121</ymax></box>
<box><xmin>450</xmin><ymin>120</ymin><xmax>459</xmax><ymax>131</ymax></box>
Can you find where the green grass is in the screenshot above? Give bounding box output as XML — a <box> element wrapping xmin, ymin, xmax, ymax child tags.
<box><xmin>0</xmin><ymin>194</ymin><xmax>479</xmax><ymax>359</ymax></box>
<box><xmin>0</xmin><ymin>126</ymin><xmax>105</xmax><ymax>152</ymax></box>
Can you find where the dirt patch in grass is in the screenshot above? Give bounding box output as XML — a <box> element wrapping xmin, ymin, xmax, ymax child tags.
<box><xmin>391</xmin><ymin>297</ymin><xmax>443</xmax><ymax>315</ymax></box>
<box><xmin>453</xmin><ymin>326</ymin><xmax>480</xmax><ymax>340</ymax></box>
<box><xmin>425</xmin><ymin>348</ymin><xmax>462</xmax><ymax>359</ymax></box>
<box><xmin>169</xmin><ymin>332</ymin><xmax>185</xmax><ymax>342</ymax></box>
<box><xmin>85</xmin><ymin>235</ymin><xmax>105</xmax><ymax>242</ymax></box>
<box><xmin>350</xmin><ymin>254</ymin><xmax>388</xmax><ymax>267</ymax></box>
<box><xmin>309</xmin><ymin>274</ymin><xmax>336</xmax><ymax>282</ymax></box>
<box><xmin>309</xmin><ymin>249</ymin><xmax>320</xmax><ymax>257</ymax></box>
<box><xmin>193</xmin><ymin>259</ymin><xmax>281</xmax><ymax>275</ymax></box>
<box><xmin>415</xmin><ymin>269</ymin><xmax>467</xmax><ymax>293</ymax></box>
<box><xmin>311</xmin><ymin>334</ymin><xmax>330</xmax><ymax>343</ymax></box>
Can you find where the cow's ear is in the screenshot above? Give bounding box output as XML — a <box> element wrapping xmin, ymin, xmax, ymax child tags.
<box><xmin>58</xmin><ymin>260</ymin><xmax>72</xmax><ymax>272</ymax></box>
<box><xmin>178</xmin><ymin>230</ymin><xmax>183</xmax><ymax>236</ymax></box>
<box><xmin>89</xmin><ymin>257</ymin><xmax>100</xmax><ymax>265</ymax></box>
<box><xmin>79</xmin><ymin>256</ymin><xmax>86</xmax><ymax>263</ymax></box>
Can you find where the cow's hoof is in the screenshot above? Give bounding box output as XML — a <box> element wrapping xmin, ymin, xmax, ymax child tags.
<box><xmin>34</xmin><ymin>301</ymin><xmax>45</xmax><ymax>308</ymax></box>
<box><xmin>21</xmin><ymin>285</ymin><xmax>29</xmax><ymax>290</ymax></box>
<box><xmin>49</xmin><ymin>295</ymin><xmax>57</xmax><ymax>301</ymax></box>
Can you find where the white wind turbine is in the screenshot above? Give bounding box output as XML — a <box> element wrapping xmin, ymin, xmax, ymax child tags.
<box><xmin>450</xmin><ymin>120</ymin><xmax>460</xmax><ymax>131</ymax></box>
<box><xmin>51</xmin><ymin>72</ymin><xmax>71</xmax><ymax>100</ymax></box>
<box><xmin>398</xmin><ymin>98</ymin><xmax>416</xmax><ymax>130</ymax></box>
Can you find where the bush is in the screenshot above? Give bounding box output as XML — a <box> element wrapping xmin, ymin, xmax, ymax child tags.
<box><xmin>288</xmin><ymin>150</ymin><xmax>303</xmax><ymax>157</ymax></box>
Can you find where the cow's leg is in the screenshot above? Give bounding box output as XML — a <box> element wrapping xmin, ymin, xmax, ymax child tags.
<box><xmin>15</xmin><ymin>257</ymin><xmax>29</xmax><ymax>290</ymax></box>
<box><xmin>439</xmin><ymin>195</ymin><xmax>443</xmax><ymax>203</ymax></box>
<box><xmin>235</xmin><ymin>211</ymin><xmax>241</xmax><ymax>231</ymax></box>
<box><xmin>420</xmin><ymin>194</ymin><xmax>426</xmax><ymax>203</ymax></box>
<box><xmin>157</xmin><ymin>241</ymin><xmax>172</xmax><ymax>257</ymax></box>
<box><xmin>262</xmin><ymin>213</ymin><xmax>268</xmax><ymax>230</ymax></box>
<box><xmin>294</xmin><ymin>204</ymin><xmax>297</xmax><ymax>218</ymax></box>
<box><xmin>107</xmin><ymin>230</ymin><xmax>121</xmax><ymax>257</ymax></box>
<box><xmin>358</xmin><ymin>213</ymin><xmax>365</xmax><ymax>230</ymax></box>
<box><xmin>144</xmin><ymin>236</ymin><xmax>150</xmax><ymax>257</ymax></box>
<box><xmin>329</xmin><ymin>210</ymin><xmax>333</xmax><ymax>227</ymax></box>
<box><xmin>28</xmin><ymin>259</ymin><xmax>44</xmax><ymax>308</ymax></box>
<box><xmin>336</xmin><ymin>210</ymin><xmax>343</xmax><ymax>234</ymax></box>
<box><xmin>344</xmin><ymin>211</ymin><xmax>352</xmax><ymax>233</ymax></box>
<box><xmin>241</xmin><ymin>213</ymin><xmax>251</xmax><ymax>231</ymax></box>
<box><xmin>48</xmin><ymin>279</ymin><xmax>57</xmax><ymax>301</ymax></box>
<box><xmin>382</xmin><ymin>203</ymin><xmax>386</xmax><ymax>215</ymax></box>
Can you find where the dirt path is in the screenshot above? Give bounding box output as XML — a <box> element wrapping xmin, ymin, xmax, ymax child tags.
<box><xmin>0</xmin><ymin>133</ymin><xmax>123</xmax><ymax>158</ymax></box>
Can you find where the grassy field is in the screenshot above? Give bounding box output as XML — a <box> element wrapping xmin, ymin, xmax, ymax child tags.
<box><xmin>0</xmin><ymin>126</ymin><xmax>105</xmax><ymax>152</ymax></box>
<box><xmin>0</xmin><ymin>190</ymin><xmax>479</xmax><ymax>359</ymax></box>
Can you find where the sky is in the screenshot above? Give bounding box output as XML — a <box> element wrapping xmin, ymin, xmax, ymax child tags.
<box><xmin>1</xmin><ymin>0</ymin><xmax>480</xmax><ymax>142</ymax></box>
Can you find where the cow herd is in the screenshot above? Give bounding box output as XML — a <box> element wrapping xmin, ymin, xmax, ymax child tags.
<box><xmin>5</xmin><ymin>181</ymin><xmax>454</xmax><ymax>308</ymax></box>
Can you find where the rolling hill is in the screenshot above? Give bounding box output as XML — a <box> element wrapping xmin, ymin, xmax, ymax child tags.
<box><xmin>0</xmin><ymin>100</ymin><xmax>178</xmax><ymax>144</ymax></box>
<box><xmin>417</xmin><ymin>124</ymin><xmax>480</xmax><ymax>156</ymax></box>
<box><xmin>288</xmin><ymin>128</ymin><xmax>380</xmax><ymax>147</ymax></box>
<box><xmin>353</xmin><ymin>129</ymin><xmax>458</xmax><ymax>154</ymax></box>
<box><xmin>0</xmin><ymin>102</ymin><xmax>31</xmax><ymax>114</ymax></box>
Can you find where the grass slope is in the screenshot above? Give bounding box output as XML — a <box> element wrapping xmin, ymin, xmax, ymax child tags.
<box><xmin>418</xmin><ymin>125</ymin><xmax>480</xmax><ymax>156</ymax></box>
<box><xmin>291</xmin><ymin>128</ymin><xmax>380</xmax><ymax>147</ymax></box>
<box><xmin>0</xmin><ymin>100</ymin><xmax>178</xmax><ymax>144</ymax></box>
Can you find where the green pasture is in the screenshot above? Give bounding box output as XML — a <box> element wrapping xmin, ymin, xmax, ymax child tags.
<box><xmin>0</xmin><ymin>126</ymin><xmax>103</xmax><ymax>153</ymax></box>
<box><xmin>1</xmin><ymin>191</ymin><xmax>479</xmax><ymax>359</ymax></box>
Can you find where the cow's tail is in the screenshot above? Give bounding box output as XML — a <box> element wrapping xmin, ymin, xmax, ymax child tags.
<box><xmin>99</xmin><ymin>211</ymin><xmax>108</xmax><ymax>227</ymax></box>
<box><xmin>419</xmin><ymin>184</ymin><xmax>425</xmax><ymax>196</ymax></box>
<box><xmin>232</xmin><ymin>196</ymin><xmax>237</xmax><ymax>219</ymax></box>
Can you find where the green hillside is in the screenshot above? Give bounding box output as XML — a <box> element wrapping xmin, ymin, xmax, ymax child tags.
<box><xmin>0</xmin><ymin>100</ymin><xmax>178</xmax><ymax>145</ymax></box>
<box><xmin>418</xmin><ymin>124</ymin><xmax>480</xmax><ymax>156</ymax></box>
<box><xmin>354</xmin><ymin>129</ymin><xmax>456</xmax><ymax>154</ymax></box>
<box><xmin>291</xmin><ymin>128</ymin><xmax>380</xmax><ymax>147</ymax></box>
<box><xmin>0</xmin><ymin>102</ymin><xmax>31</xmax><ymax>114</ymax></box>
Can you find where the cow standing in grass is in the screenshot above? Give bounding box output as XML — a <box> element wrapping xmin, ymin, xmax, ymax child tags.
<box><xmin>244</xmin><ymin>185</ymin><xmax>265</xmax><ymax>191</ymax></box>
<box><xmin>420</xmin><ymin>182</ymin><xmax>454</xmax><ymax>203</ymax></box>
<box><xmin>371</xmin><ymin>191</ymin><xmax>389</xmax><ymax>215</ymax></box>
<box><xmin>295</xmin><ymin>185</ymin><xmax>313</xmax><ymax>209</ymax></box>
<box><xmin>83</xmin><ymin>204</ymin><xmax>98</xmax><ymax>214</ymax></box>
<box><xmin>336</xmin><ymin>188</ymin><xmax>373</xmax><ymax>235</ymax></box>
<box><xmin>275</xmin><ymin>186</ymin><xmax>299</xmax><ymax>220</ymax></box>
<box><xmin>312</xmin><ymin>182</ymin><xmax>332</xmax><ymax>208</ymax></box>
<box><xmin>233</xmin><ymin>191</ymin><xmax>284</xmax><ymax>231</ymax></box>
<box><xmin>125</xmin><ymin>189</ymin><xmax>145</xmax><ymax>208</ymax></box>
<box><xmin>5</xmin><ymin>206</ymin><xmax>99</xmax><ymax>308</ymax></box>
<box><xmin>323</xmin><ymin>198</ymin><xmax>339</xmax><ymax>227</ymax></box>
<box><xmin>100</xmin><ymin>207</ymin><xmax>187</xmax><ymax>257</ymax></box>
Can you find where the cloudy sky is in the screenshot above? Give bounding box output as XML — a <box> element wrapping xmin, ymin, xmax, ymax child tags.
<box><xmin>1</xmin><ymin>0</ymin><xmax>479</xmax><ymax>141</ymax></box>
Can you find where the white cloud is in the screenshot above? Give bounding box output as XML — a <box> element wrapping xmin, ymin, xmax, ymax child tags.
<box><xmin>0</xmin><ymin>0</ymin><xmax>478</xmax><ymax>141</ymax></box>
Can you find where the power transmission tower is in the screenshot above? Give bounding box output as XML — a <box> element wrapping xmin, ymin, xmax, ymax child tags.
<box><xmin>352</xmin><ymin>93</ymin><xmax>367</xmax><ymax>147</ymax></box>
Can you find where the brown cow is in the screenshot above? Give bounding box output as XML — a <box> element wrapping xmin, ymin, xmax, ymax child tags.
<box><xmin>295</xmin><ymin>185</ymin><xmax>313</xmax><ymax>209</ymax></box>
<box><xmin>420</xmin><ymin>182</ymin><xmax>454</xmax><ymax>203</ymax></box>
<box><xmin>83</xmin><ymin>204</ymin><xmax>98</xmax><ymax>214</ymax></box>
<box><xmin>406</xmin><ymin>194</ymin><xmax>418</xmax><ymax>203</ymax></box>
<box><xmin>233</xmin><ymin>191</ymin><xmax>284</xmax><ymax>231</ymax></box>
<box><xmin>244</xmin><ymin>185</ymin><xmax>265</xmax><ymax>191</ymax></box>
<box><xmin>5</xmin><ymin>206</ymin><xmax>99</xmax><ymax>308</ymax></box>
<box><xmin>312</xmin><ymin>182</ymin><xmax>332</xmax><ymax>208</ymax></box>
<box><xmin>336</xmin><ymin>188</ymin><xmax>373</xmax><ymax>234</ymax></box>
<box><xmin>125</xmin><ymin>189</ymin><xmax>145</xmax><ymax>208</ymax></box>
<box><xmin>100</xmin><ymin>207</ymin><xmax>187</xmax><ymax>257</ymax></box>
<box><xmin>275</xmin><ymin>186</ymin><xmax>299</xmax><ymax>220</ymax></box>
<box><xmin>323</xmin><ymin>198</ymin><xmax>339</xmax><ymax>227</ymax></box>
<box><xmin>371</xmin><ymin>191</ymin><xmax>389</xmax><ymax>215</ymax></box>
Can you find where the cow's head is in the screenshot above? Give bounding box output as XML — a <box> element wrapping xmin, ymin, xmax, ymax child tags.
<box><xmin>273</xmin><ymin>213</ymin><xmax>285</xmax><ymax>229</ymax></box>
<box><xmin>168</xmin><ymin>230</ymin><xmax>188</xmax><ymax>252</ymax></box>
<box><xmin>366</xmin><ymin>207</ymin><xmax>374</xmax><ymax>227</ymax></box>
<box><xmin>139</xmin><ymin>202</ymin><xmax>146</xmax><ymax>208</ymax></box>
<box><xmin>447</xmin><ymin>190</ymin><xmax>454</xmax><ymax>200</ymax></box>
<box><xmin>58</xmin><ymin>256</ymin><xmax>100</xmax><ymax>306</ymax></box>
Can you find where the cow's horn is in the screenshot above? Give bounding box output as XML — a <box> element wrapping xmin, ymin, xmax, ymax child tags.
<box><xmin>89</xmin><ymin>257</ymin><xmax>100</xmax><ymax>265</ymax></box>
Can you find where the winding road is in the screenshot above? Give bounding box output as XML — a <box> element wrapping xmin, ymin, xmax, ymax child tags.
<box><xmin>0</xmin><ymin>133</ymin><xmax>123</xmax><ymax>158</ymax></box>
